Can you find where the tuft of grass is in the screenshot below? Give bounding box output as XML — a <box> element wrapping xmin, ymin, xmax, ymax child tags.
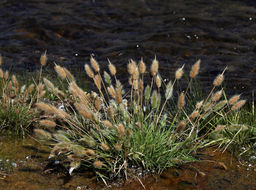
<box><xmin>206</xmin><ymin>97</ymin><xmax>256</xmax><ymax>162</ymax></box>
<box><xmin>34</xmin><ymin>57</ymin><xmax>244</xmax><ymax>182</ymax></box>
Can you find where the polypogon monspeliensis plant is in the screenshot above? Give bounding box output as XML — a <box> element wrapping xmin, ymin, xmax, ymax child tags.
<box><xmin>34</xmin><ymin>56</ymin><xmax>245</xmax><ymax>182</ymax></box>
<box><xmin>0</xmin><ymin>55</ymin><xmax>45</xmax><ymax>136</ymax></box>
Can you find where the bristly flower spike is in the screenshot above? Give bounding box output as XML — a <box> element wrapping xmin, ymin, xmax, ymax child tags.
<box><xmin>190</xmin><ymin>59</ymin><xmax>200</xmax><ymax>79</ymax></box>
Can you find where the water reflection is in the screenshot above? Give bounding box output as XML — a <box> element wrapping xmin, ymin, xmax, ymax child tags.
<box><xmin>0</xmin><ymin>0</ymin><xmax>255</xmax><ymax>98</ymax></box>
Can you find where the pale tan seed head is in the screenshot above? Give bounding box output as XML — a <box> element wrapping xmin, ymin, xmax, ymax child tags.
<box><xmin>34</xmin><ymin>129</ymin><xmax>52</xmax><ymax>139</ymax></box>
<box><xmin>133</xmin><ymin>79</ymin><xmax>138</xmax><ymax>90</ymax></box>
<box><xmin>108</xmin><ymin>106</ymin><xmax>114</xmax><ymax>120</ymax></box>
<box><xmin>43</xmin><ymin>78</ymin><xmax>55</xmax><ymax>91</ymax></box>
<box><xmin>114</xmin><ymin>144</ymin><xmax>122</xmax><ymax>151</ymax></box>
<box><xmin>215</xmin><ymin>125</ymin><xmax>226</xmax><ymax>131</ymax></box>
<box><xmin>55</xmin><ymin>64</ymin><xmax>66</xmax><ymax>80</ymax></box>
<box><xmin>156</xmin><ymin>74</ymin><xmax>161</xmax><ymax>88</ymax></box>
<box><xmin>36</xmin><ymin>102</ymin><xmax>52</xmax><ymax>113</ymax></box>
<box><xmin>95</xmin><ymin>97</ymin><xmax>101</xmax><ymax>111</ymax></box>
<box><xmin>39</xmin><ymin>119</ymin><xmax>56</xmax><ymax>128</ymax></box>
<box><xmin>212</xmin><ymin>90</ymin><xmax>222</xmax><ymax>102</ymax></box>
<box><xmin>38</xmin><ymin>90</ymin><xmax>46</xmax><ymax>99</ymax></box>
<box><xmin>127</xmin><ymin>60</ymin><xmax>136</xmax><ymax>75</ymax></box>
<box><xmin>0</xmin><ymin>69</ymin><xmax>3</xmax><ymax>78</ymax></box>
<box><xmin>213</xmin><ymin>74</ymin><xmax>224</xmax><ymax>87</ymax></box>
<box><xmin>190</xmin><ymin>59</ymin><xmax>200</xmax><ymax>78</ymax></box>
<box><xmin>108</xmin><ymin>59</ymin><xmax>116</xmax><ymax>76</ymax></box>
<box><xmin>176</xmin><ymin>121</ymin><xmax>186</xmax><ymax>133</ymax></box>
<box><xmin>84</xmin><ymin>64</ymin><xmax>94</xmax><ymax>78</ymax></box>
<box><xmin>139</xmin><ymin>79</ymin><xmax>144</xmax><ymax>93</ymax></box>
<box><xmin>178</xmin><ymin>92</ymin><xmax>185</xmax><ymax>110</ymax></box>
<box><xmin>196</xmin><ymin>100</ymin><xmax>204</xmax><ymax>109</ymax></box>
<box><xmin>107</xmin><ymin>85</ymin><xmax>116</xmax><ymax>98</ymax></box>
<box><xmin>75</xmin><ymin>103</ymin><xmax>94</xmax><ymax>120</ymax></box>
<box><xmin>189</xmin><ymin>110</ymin><xmax>199</xmax><ymax>119</ymax></box>
<box><xmin>90</xmin><ymin>56</ymin><xmax>100</xmax><ymax>72</ymax></box>
<box><xmin>86</xmin><ymin>149</ymin><xmax>96</xmax><ymax>156</ymax></box>
<box><xmin>40</xmin><ymin>51</ymin><xmax>47</xmax><ymax>66</ymax></box>
<box><xmin>228</xmin><ymin>94</ymin><xmax>240</xmax><ymax>105</ymax></box>
<box><xmin>93</xmin><ymin>74</ymin><xmax>101</xmax><ymax>90</ymax></box>
<box><xmin>93</xmin><ymin>160</ymin><xmax>103</xmax><ymax>169</ymax></box>
<box><xmin>175</xmin><ymin>65</ymin><xmax>184</xmax><ymax>80</ymax></box>
<box><xmin>8</xmin><ymin>81</ymin><xmax>12</xmax><ymax>91</ymax></box>
<box><xmin>118</xmin><ymin>123</ymin><xmax>125</xmax><ymax>137</ymax></box>
<box><xmin>4</xmin><ymin>71</ymin><xmax>9</xmax><ymax>80</ymax></box>
<box><xmin>133</xmin><ymin>66</ymin><xmax>139</xmax><ymax>80</ymax></box>
<box><xmin>27</xmin><ymin>84</ymin><xmax>35</xmax><ymax>94</ymax></box>
<box><xmin>138</xmin><ymin>58</ymin><xmax>146</xmax><ymax>74</ymax></box>
<box><xmin>151</xmin><ymin>56</ymin><xmax>159</xmax><ymax>76</ymax></box>
<box><xmin>63</xmin><ymin>67</ymin><xmax>75</xmax><ymax>81</ymax></box>
<box><xmin>101</xmin><ymin>143</ymin><xmax>110</xmax><ymax>151</ymax></box>
<box><xmin>36</xmin><ymin>83</ymin><xmax>44</xmax><ymax>93</ymax></box>
<box><xmin>231</xmin><ymin>100</ymin><xmax>246</xmax><ymax>111</ymax></box>
<box><xmin>115</xmin><ymin>89</ymin><xmax>122</xmax><ymax>104</ymax></box>
<box><xmin>102</xmin><ymin>120</ymin><xmax>113</xmax><ymax>128</ymax></box>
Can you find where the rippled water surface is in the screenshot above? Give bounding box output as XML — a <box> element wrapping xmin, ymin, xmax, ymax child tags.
<box><xmin>1</xmin><ymin>0</ymin><xmax>256</xmax><ymax>96</ymax></box>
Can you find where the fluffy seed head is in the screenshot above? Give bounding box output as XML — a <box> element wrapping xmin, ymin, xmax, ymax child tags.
<box><xmin>118</xmin><ymin>123</ymin><xmax>125</xmax><ymax>137</ymax></box>
<box><xmin>138</xmin><ymin>58</ymin><xmax>146</xmax><ymax>74</ymax></box>
<box><xmin>84</xmin><ymin>64</ymin><xmax>94</xmax><ymax>78</ymax></box>
<box><xmin>93</xmin><ymin>160</ymin><xmax>103</xmax><ymax>169</ymax></box>
<box><xmin>63</xmin><ymin>68</ymin><xmax>75</xmax><ymax>81</ymax></box>
<box><xmin>176</xmin><ymin>121</ymin><xmax>186</xmax><ymax>133</ymax></box>
<box><xmin>115</xmin><ymin>89</ymin><xmax>122</xmax><ymax>104</ymax></box>
<box><xmin>27</xmin><ymin>84</ymin><xmax>35</xmax><ymax>94</ymax></box>
<box><xmin>215</xmin><ymin>125</ymin><xmax>226</xmax><ymax>131</ymax></box>
<box><xmin>196</xmin><ymin>100</ymin><xmax>204</xmax><ymax>109</ymax></box>
<box><xmin>90</xmin><ymin>56</ymin><xmax>100</xmax><ymax>72</ymax></box>
<box><xmin>55</xmin><ymin>64</ymin><xmax>66</xmax><ymax>80</ymax></box>
<box><xmin>133</xmin><ymin>79</ymin><xmax>138</xmax><ymax>90</ymax></box>
<box><xmin>175</xmin><ymin>65</ymin><xmax>184</xmax><ymax>80</ymax></box>
<box><xmin>93</xmin><ymin>74</ymin><xmax>101</xmax><ymax>90</ymax></box>
<box><xmin>40</xmin><ymin>51</ymin><xmax>47</xmax><ymax>66</ymax></box>
<box><xmin>228</xmin><ymin>94</ymin><xmax>240</xmax><ymax>105</ymax></box>
<box><xmin>139</xmin><ymin>79</ymin><xmax>144</xmax><ymax>93</ymax></box>
<box><xmin>133</xmin><ymin>66</ymin><xmax>139</xmax><ymax>80</ymax></box>
<box><xmin>231</xmin><ymin>100</ymin><xmax>246</xmax><ymax>111</ymax></box>
<box><xmin>107</xmin><ymin>85</ymin><xmax>116</xmax><ymax>98</ymax></box>
<box><xmin>34</xmin><ymin>129</ymin><xmax>52</xmax><ymax>139</ymax></box>
<box><xmin>101</xmin><ymin>143</ymin><xmax>110</xmax><ymax>151</ymax></box>
<box><xmin>75</xmin><ymin>103</ymin><xmax>94</xmax><ymax>120</ymax></box>
<box><xmin>190</xmin><ymin>59</ymin><xmax>200</xmax><ymax>78</ymax></box>
<box><xmin>36</xmin><ymin>102</ymin><xmax>52</xmax><ymax>113</ymax></box>
<box><xmin>86</xmin><ymin>149</ymin><xmax>96</xmax><ymax>156</ymax></box>
<box><xmin>151</xmin><ymin>57</ymin><xmax>159</xmax><ymax>76</ymax></box>
<box><xmin>108</xmin><ymin>59</ymin><xmax>116</xmax><ymax>76</ymax></box>
<box><xmin>108</xmin><ymin>106</ymin><xmax>114</xmax><ymax>120</ymax></box>
<box><xmin>102</xmin><ymin>120</ymin><xmax>113</xmax><ymax>128</ymax></box>
<box><xmin>127</xmin><ymin>60</ymin><xmax>136</xmax><ymax>75</ymax></box>
<box><xmin>212</xmin><ymin>90</ymin><xmax>222</xmax><ymax>102</ymax></box>
<box><xmin>4</xmin><ymin>71</ymin><xmax>9</xmax><ymax>80</ymax></box>
<box><xmin>178</xmin><ymin>92</ymin><xmax>185</xmax><ymax>110</ymax></box>
<box><xmin>213</xmin><ymin>74</ymin><xmax>224</xmax><ymax>87</ymax></box>
<box><xmin>114</xmin><ymin>144</ymin><xmax>122</xmax><ymax>151</ymax></box>
<box><xmin>189</xmin><ymin>110</ymin><xmax>199</xmax><ymax>119</ymax></box>
<box><xmin>39</xmin><ymin>119</ymin><xmax>56</xmax><ymax>128</ymax></box>
<box><xmin>95</xmin><ymin>97</ymin><xmax>101</xmax><ymax>111</ymax></box>
<box><xmin>0</xmin><ymin>69</ymin><xmax>3</xmax><ymax>78</ymax></box>
<box><xmin>156</xmin><ymin>74</ymin><xmax>161</xmax><ymax>88</ymax></box>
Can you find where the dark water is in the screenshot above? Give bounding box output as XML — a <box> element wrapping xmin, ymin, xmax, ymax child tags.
<box><xmin>0</xmin><ymin>0</ymin><xmax>256</xmax><ymax>97</ymax></box>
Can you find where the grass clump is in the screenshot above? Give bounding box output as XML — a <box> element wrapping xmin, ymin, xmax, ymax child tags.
<box><xmin>207</xmin><ymin>97</ymin><xmax>256</xmax><ymax>162</ymax></box>
<box><xmin>34</xmin><ymin>57</ymin><xmax>244</xmax><ymax>182</ymax></box>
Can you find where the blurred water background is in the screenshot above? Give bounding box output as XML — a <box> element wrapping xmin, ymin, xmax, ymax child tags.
<box><xmin>0</xmin><ymin>0</ymin><xmax>256</xmax><ymax>98</ymax></box>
